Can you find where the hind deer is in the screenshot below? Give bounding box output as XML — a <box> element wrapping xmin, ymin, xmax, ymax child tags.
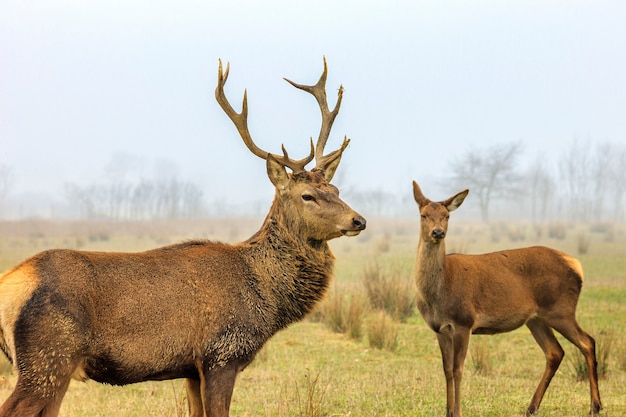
<box><xmin>412</xmin><ymin>181</ymin><xmax>601</xmax><ymax>417</ymax></box>
<box><xmin>0</xmin><ymin>58</ymin><xmax>366</xmax><ymax>417</ymax></box>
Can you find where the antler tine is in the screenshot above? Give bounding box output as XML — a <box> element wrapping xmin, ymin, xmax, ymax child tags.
<box><xmin>283</xmin><ymin>57</ymin><xmax>344</xmax><ymax>168</ymax></box>
<box><xmin>316</xmin><ymin>136</ymin><xmax>350</xmax><ymax>170</ymax></box>
<box><xmin>278</xmin><ymin>139</ymin><xmax>315</xmax><ymax>172</ymax></box>
<box><xmin>215</xmin><ymin>59</ymin><xmax>314</xmax><ymax>173</ymax></box>
<box><xmin>215</xmin><ymin>59</ymin><xmax>266</xmax><ymax>160</ymax></box>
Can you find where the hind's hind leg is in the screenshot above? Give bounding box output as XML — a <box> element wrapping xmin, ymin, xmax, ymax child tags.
<box><xmin>525</xmin><ymin>317</ymin><xmax>564</xmax><ymax>415</ymax></box>
<box><xmin>550</xmin><ymin>318</ymin><xmax>602</xmax><ymax>415</ymax></box>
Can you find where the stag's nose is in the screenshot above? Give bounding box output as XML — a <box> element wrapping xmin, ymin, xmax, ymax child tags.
<box><xmin>353</xmin><ymin>215</ymin><xmax>367</xmax><ymax>231</ymax></box>
<box><xmin>431</xmin><ymin>229</ymin><xmax>445</xmax><ymax>239</ymax></box>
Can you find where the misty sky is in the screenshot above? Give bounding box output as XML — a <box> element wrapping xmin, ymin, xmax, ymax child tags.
<box><xmin>1</xmin><ymin>1</ymin><xmax>625</xmax><ymax>216</ymax></box>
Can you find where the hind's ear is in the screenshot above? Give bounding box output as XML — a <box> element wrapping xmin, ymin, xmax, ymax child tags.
<box><xmin>412</xmin><ymin>181</ymin><xmax>429</xmax><ymax>208</ymax></box>
<box><xmin>444</xmin><ymin>189</ymin><xmax>469</xmax><ymax>212</ymax></box>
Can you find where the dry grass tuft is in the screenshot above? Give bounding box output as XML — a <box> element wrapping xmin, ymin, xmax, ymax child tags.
<box><xmin>577</xmin><ymin>232</ymin><xmax>591</xmax><ymax>254</ymax></box>
<box><xmin>316</xmin><ymin>286</ymin><xmax>367</xmax><ymax>342</ymax></box>
<box><xmin>376</xmin><ymin>234</ymin><xmax>391</xmax><ymax>254</ymax></box>
<box><xmin>469</xmin><ymin>339</ymin><xmax>492</xmax><ymax>375</ymax></box>
<box><xmin>293</xmin><ymin>368</ymin><xmax>329</xmax><ymax>417</ymax></box>
<box><xmin>548</xmin><ymin>222</ymin><xmax>567</xmax><ymax>240</ymax></box>
<box><xmin>366</xmin><ymin>310</ymin><xmax>399</xmax><ymax>352</ymax></box>
<box><xmin>362</xmin><ymin>261</ymin><xmax>415</xmax><ymax>322</ymax></box>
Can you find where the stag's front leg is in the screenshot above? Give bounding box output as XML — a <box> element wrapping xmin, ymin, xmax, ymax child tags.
<box><xmin>0</xmin><ymin>371</ymin><xmax>72</xmax><ymax>417</ymax></box>
<box><xmin>186</xmin><ymin>378</ymin><xmax>204</xmax><ymax>417</ymax></box>
<box><xmin>199</xmin><ymin>362</ymin><xmax>240</xmax><ymax>417</ymax></box>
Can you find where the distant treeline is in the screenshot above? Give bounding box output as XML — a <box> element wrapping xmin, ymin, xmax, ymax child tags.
<box><xmin>1</xmin><ymin>139</ymin><xmax>625</xmax><ymax>222</ymax></box>
<box><xmin>346</xmin><ymin>140</ymin><xmax>626</xmax><ymax>223</ymax></box>
<box><xmin>64</xmin><ymin>178</ymin><xmax>204</xmax><ymax>221</ymax></box>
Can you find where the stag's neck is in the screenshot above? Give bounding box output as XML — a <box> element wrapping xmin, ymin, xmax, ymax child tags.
<box><xmin>415</xmin><ymin>239</ymin><xmax>447</xmax><ymax>302</ymax></box>
<box><xmin>244</xmin><ymin>213</ymin><xmax>334</xmax><ymax>328</ymax></box>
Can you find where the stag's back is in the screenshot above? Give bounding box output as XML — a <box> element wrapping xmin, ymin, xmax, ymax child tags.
<box><xmin>0</xmin><ymin>241</ymin><xmax>275</xmax><ymax>380</ymax></box>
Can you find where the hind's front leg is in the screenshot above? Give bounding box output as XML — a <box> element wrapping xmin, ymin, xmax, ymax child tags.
<box><xmin>437</xmin><ymin>328</ymin><xmax>456</xmax><ymax>417</ymax></box>
<box><xmin>451</xmin><ymin>328</ymin><xmax>470</xmax><ymax>417</ymax></box>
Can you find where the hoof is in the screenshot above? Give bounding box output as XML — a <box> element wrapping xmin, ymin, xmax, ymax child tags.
<box><xmin>590</xmin><ymin>401</ymin><xmax>602</xmax><ymax>415</ymax></box>
<box><xmin>525</xmin><ymin>406</ymin><xmax>538</xmax><ymax>416</ymax></box>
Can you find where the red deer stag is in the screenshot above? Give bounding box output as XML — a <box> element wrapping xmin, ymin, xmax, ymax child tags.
<box><xmin>412</xmin><ymin>181</ymin><xmax>601</xmax><ymax>417</ymax></box>
<box><xmin>0</xmin><ymin>58</ymin><xmax>366</xmax><ymax>417</ymax></box>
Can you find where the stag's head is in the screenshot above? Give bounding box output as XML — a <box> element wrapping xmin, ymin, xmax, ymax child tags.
<box><xmin>412</xmin><ymin>181</ymin><xmax>468</xmax><ymax>244</ymax></box>
<box><xmin>216</xmin><ymin>58</ymin><xmax>366</xmax><ymax>242</ymax></box>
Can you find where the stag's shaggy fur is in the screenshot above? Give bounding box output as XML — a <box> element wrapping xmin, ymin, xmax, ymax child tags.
<box><xmin>0</xmin><ymin>60</ymin><xmax>365</xmax><ymax>417</ymax></box>
<box><xmin>0</xmin><ymin>196</ymin><xmax>334</xmax><ymax>388</ymax></box>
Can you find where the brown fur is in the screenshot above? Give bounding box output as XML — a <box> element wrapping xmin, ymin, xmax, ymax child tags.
<box><xmin>0</xmin><ymin>63</ymin><xmax>366</xmax><ymax>417</ymax></box>
<box><xmin>412</xmin><ymin>181</ymin><xmax>601</xmax><ymax>417</ymax></box>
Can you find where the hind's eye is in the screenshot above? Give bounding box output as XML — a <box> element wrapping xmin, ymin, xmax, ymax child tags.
<box><xmin>302</xmin><ymin>194</ymin><xmax>316</xmax><ymax>202</ymax></box>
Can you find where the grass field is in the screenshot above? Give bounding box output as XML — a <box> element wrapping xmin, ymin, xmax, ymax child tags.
<box><xmin>0</xmin><ymin>218</ymin><xmax>625</xmax><ymax>416</ymax></box>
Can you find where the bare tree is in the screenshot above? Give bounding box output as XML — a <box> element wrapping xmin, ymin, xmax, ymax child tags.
<box><xmin>66</xmin><ymin>176</ymin><xmax>204</xmax><ymax>220</ymax></box>
<box><xmin>558</xmin><ymin>140</ymin><xmax>593</xmax><ymax>222</ymax></box>
<box><xmin>590</xmin><ymin>143</ymin><xmax>612</xmax><ymax>223</ymax></box>
<box><xmin>346</xmin><ymin>187</ymin><xmax>398</xmax><ymax>217</ymax></box>
<box><xmin>614</xmin><ymin>146</ymin><xmax>626</xmax><ymax>222</ymax></box>
<box><xmin>129</xmin><ymin>179</ymin><xmax>156</xmax><ymax>220</ymax></box>
<box><xmin>180</xmin><ymin>181</ymin><xmax>204</xmax><ymax>218</ymax></box>
<box><xmin>0</xmin><ymin>163</ymin><xmax>12</xmax><ymax>217</ymax></box>
<box><xmin>154</xmin><ymin>177</ymin><xmax>205</xmax><ymax>219</ymax></box>
<box><xmin>105</xmin><ymin>181</ymin><xmax>132</xmax><ymax>220</ymax></box>
<box><xmin>444</xmin><ymin>140</ymin><xmax>524</xmax><ymax>222</ymax></box>
<box><xmin>527</xmin><ymin>155</ymin><xmax>555</xmax><ymax>223</ymax></box>
<box><xmin>65</xmin><ymin>183</ymin><xmax>98</xmax><ymax>219</ymax></box>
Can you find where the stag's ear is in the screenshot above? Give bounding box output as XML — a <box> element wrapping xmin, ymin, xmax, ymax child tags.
<box><xmin>266</xmin><ymin>154</ymin><xmax>289</xmax><ymax>190</ymax></box>
<box><xmin>412</xmin><ymin>181</ymin><xmax>430</xmax><ymax>208</ymax></box>
<box><xmin>444</xmin><ymin>189</ymin><xmax>469</xmax><ymax>212</ymax></box>
<box><xmin>320</xmin><ymin>152</ymin><xmax>342</xmax><ymax>182</ymax></box>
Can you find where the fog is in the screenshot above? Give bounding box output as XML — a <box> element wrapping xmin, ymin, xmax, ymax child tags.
<box><xmin>1</xmin><ymin>1</ymin><xmax>625</xmax><ymax>220</ymax></box>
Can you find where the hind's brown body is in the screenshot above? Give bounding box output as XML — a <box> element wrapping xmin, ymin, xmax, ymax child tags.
<box><xmin>412</xmin><ymin>181</ymin><xmax>600</xmax><ymax>417</ymax></box>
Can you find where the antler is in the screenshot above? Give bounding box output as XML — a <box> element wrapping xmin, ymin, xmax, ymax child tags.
<box><xmin>283</xmin><ymin>56</ymin><xmax>350</xmax><ymax>171</ymax></box>
<box><xmin>215</xmin><ymin>59</ymin><xmax>314</xmax><ymax>173</ymax></box>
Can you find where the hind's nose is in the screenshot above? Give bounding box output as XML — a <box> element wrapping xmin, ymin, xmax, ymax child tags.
<box><xmin>431</xmin><ymin>229</ymin><xmax>445</xmax><ymax>239</ymax></box>
<box><xmin>353</xmin><ymin>215</ymin><xmax>367</xmax><ymax>230</ymax></box>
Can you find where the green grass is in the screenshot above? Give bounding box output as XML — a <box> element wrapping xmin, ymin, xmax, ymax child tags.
<box><xmin>1</xmin><ymin>219</ymin><xmax>625</xmax><ymax>416</ymax></box>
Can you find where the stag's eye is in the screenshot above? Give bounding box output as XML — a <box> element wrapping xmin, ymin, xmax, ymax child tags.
<box><xmin>302</xmin><ymin>194</ymin><xmax>316</xmax><ymax>202</ymax></box>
